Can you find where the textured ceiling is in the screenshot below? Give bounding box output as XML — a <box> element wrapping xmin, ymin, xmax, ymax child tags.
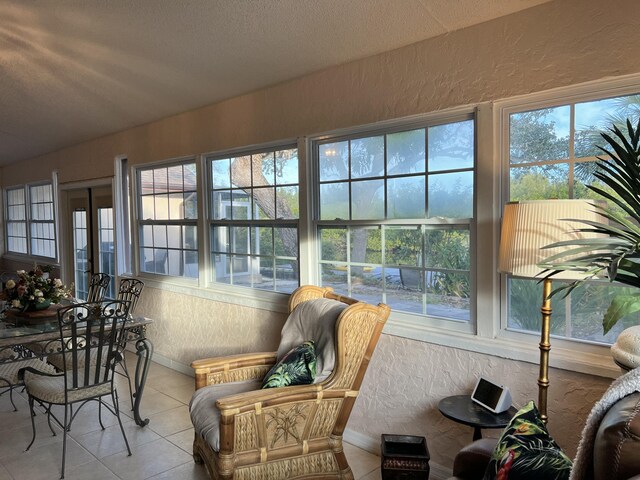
<box><xmin>0</xmin><ymin>0</ymin><xmax>551</xmax><ymax>166</ymax></box>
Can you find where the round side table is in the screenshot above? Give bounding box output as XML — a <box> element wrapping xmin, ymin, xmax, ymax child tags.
<box><xmin>438</xmin><ymin>394</ymin><xmax>517</xmax><ymax>441</ymax></box>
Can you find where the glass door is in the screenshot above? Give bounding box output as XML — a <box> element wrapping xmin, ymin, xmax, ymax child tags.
<box><xmin>66</xmin><ymin>186</ymin><xmax>115</xmax><ymax>300</ymax></box>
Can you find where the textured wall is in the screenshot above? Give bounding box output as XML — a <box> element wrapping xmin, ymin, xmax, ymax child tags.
<box><xmin>137</xmin><ymin>287</ymin><xmax>287</xmax><ymax>364</ymax></box>
<box><xmin>350</xmin><ymin>335</ymin><xmax>612</xmax><ymax>468</ymax></box>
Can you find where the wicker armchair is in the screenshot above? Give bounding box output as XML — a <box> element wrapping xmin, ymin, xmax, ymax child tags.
<box><xmin>189</xmin><ymin>285</ymin><xmax>390</xmax><ymax>480</ymax></box>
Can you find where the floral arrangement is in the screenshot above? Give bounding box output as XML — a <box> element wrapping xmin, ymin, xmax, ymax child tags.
<box><xmin>3</xmin><ymin>265</ymin><xmax>72</xmax><ymax>312</ymax></box>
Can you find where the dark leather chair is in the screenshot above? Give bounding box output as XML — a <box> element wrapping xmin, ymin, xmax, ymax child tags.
<box><xmin>448</xmin><ymin>392</ymin><xmax>640</xmax><ymax>480</ymax></box>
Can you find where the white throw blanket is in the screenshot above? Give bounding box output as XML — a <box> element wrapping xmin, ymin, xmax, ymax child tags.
<box><xmin>569</xmin><ymin>367</ymin><xmax>640</xmax><ymax>480</ymax></box>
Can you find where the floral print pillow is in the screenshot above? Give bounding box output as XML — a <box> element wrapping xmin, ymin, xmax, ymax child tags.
<box><xmin>262</xmin><ymin>341</ymin><xmax>317</xmax><ymax>389</ymax></box>
<box><xmin>483</xmin><ymin>401</ymin><xmax>572</xmax><ymax>480</ymax></box>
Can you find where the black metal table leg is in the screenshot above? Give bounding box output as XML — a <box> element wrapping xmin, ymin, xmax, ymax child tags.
<box><xmin>132</xmin><ymin>337</ymin><xmax>153</xmax><ymax>427</ymax></box>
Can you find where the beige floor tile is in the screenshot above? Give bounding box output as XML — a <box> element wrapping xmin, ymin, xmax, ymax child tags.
<box><xmin>146</xmin><ymin>461</ymin><xmax>209</xmax><ymax>480</ymax></box>
<box><xmin>147</xmin><ymin>405</ymin><xmax>193</xmax><ymax>437</ymax></box>
<box><xmin>2</xmin><ymin>436</ymin><xmax>95</xmax><ymax>480</ymax></box>
<box><xmin>146</xmin><ymin>371</ymin><xmax>194</xmax><ymax>391</ymax></box>
<box><xmin>44</xmin><ymin>401</ymin><xmax>125</xmax><ymax>438</ymax></box>
<box><xmin>120</xmin><ymin>386</ymin><xmax>183</xmax><ymax>418</ymax></box>
<box><xmin>162</xmin><ymin>383</ymin><xmax>195</xmax><ymax>405</ymax></box>
<box><xmin>165</xmin><ymin>428</ymin><xmax>195</xmax><ymax>454</ymax></box>
<box><xmin>74</xmin><ymin>419</ymin><xmax>160</xmax><ymax>458</ymax></box>
<box><xmin>358</xmin><ymin>468</ymin><xmax>382</xmax><ymax>480</ymax></box>
<box><xmin>0</xmin><ymin>464</ymin><xmax>12</xmax><ymax>480</ymax></box>
<box><xmin>101</xmin><ymin>437</ymin><xmax>192</xmax><ymax>480</ymax></box>
<box><xmin>63</xmin><ymin>460</ymin><xmax>120</xmax><ymax>480</ymax></box>
<box><xmin>0</xmin><ymin>420</ymin><xmax>62</xmax><ymax>461</ymax></box>
<box><xmin>344</xmin><ymin>442</ymin><xmax>380</xmax><ymax>480</ymax></box>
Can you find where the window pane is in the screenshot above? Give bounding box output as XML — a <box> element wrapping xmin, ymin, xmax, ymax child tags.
<box><xmin>276</xmin><ymin>186</ymin><xmax>299</xmax><ymax>219</ymax></box>
<box><xmin>426</xmin><ymin>271</ymin><xmax>470</xmax><ymax>321</ymax></box>
<box><xmin>507</xmin><ymin>278</ymin><xmax>566</xmax><ymax>334</ymax></box>
<box><xmin>154</xmin><ymin>168</ymin><xmax>168</xmax><ymax>194</ymax></box>
<box><xmin>230</xmin><ymin>155</ymin><xmax>252</xmax><ymax>188</ymax></box>
<box><xmin>231</xmin><ymin>191</ymin><xmax>251</xmax><ymax>220</ymax></box>
<box><xmin>212</xmin><ymin>159</ymin><xmax>231</xmax><ymax>189</ymax></box>
<box><xmin>167</xmin><ymin>165</ymin><xmax>183</xmax><ymax>192</ymax></box>
<box><xmin>428</xmin><ymin>171</ymin><xmax>473</xmax><ymax>218</ymax></box>
<box><xmin>275</xmin><ymin>259</ymin><xmax>297</xmax><ymax>293</ymax></box>
<box><xmin>352</xmin><ymin>268</ymin><xmax>383</xmax><ymax>305</ymax></box>
<box><xmin>350</xmin><ymin>227</ymin><xmax>381</xmax><ymax>264</ymax></box>
<box><xmin>254</xmin><ymin>152</ymin><xmax>275</xmax><ymax>186</ymax></box>
<box><xmin>509</xmin><ymin>164</ymin><xmax>569</xmax><ymax>201</ymax></box>
<box><xmin>274</xmin><ymin>228</ymin><xmax>297</xmax><ymax>257</ymax></box>
<box><xmin>385</xmin><ymin>227</ymin><xmax>421</xmax><ymax>267</ymax></box>
<box><xmin>320</xmin><ymin>182</ymin><xmax>349</xmax><ymax>220</ymax></box>
<box><xmin>387</xmin><ymin>129</ymin><xmax>425</xmax><ymax>175</ymax></box>
<box><xmin>386</xmin><ymin>281</ymin><xmax>424</xmax><ymax>315</ymax></box>
<box><xmin>387</xmin><ymin>176</ymin><xmax>425</xmax><ymax>219</ymax></box>
<box><xmin>351</xmin><ymin>136</ymin><xmax>384</xmax><ymax>179</ymax></box>
<box><xmin>510</xmin><ymin>106</ymin><xmax>570</xmax><ymax>163</ymax></box>
<box><xmin>251</xmin><ymin>227</ymin><xmax>273</xmax><ymax>256</ymax></box>
<box><xmin>254</xmin><ymin>257</ymin><xmax>275</xmax><ymax>291</ymax></box>
<box><xmin>252</xmin><ymin>187</ymin><xmax>275</xmax><ymax>220</ymax></box>
<box><xmin>428</xmin><ymin>120</ymin><xmax>474</xmax><ymax>171</ymax></box>
<box><xmin>319</xmin><ymin>141</ymin><xmax>349</xmax><ymax>181</ymax></box>
<box><xmin>426</xmin><ymin>230</ymin><xmax>470</xmax><ymax>270</ymax></box>
<box><xmin>319</xmin><ymin>228</ymin><xmax>347</xmax><ymax>262</ymax></box>
<box><xmin>351</xmin><ymin>179</ymin><xmax>384</xmax><ymax>220</ymax></box>
<box><xmin>167</xmin><ymin>225</ymin><xmax>182</xmax><ymax>249</ymax></box>
<box><xmin>575</xmin><ymin>94</ymin><xmax>640</xmax><ymax>158</ymax></box>
<box><xmin>140</xmin><ymin>170</ymin><xmax>154</xmax><ymax>195</ymax></box>
<box><xmin>275</xmin><ymin>149</ymin><xmax>299</xmax><ymax>185</ymax></box>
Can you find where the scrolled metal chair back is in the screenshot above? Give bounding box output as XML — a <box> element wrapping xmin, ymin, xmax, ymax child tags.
<box><xmin>56</xmin><ymin>300</ymin><xmax>130</xmax><ymax>396</ymax></box>
<box><xmin>86</xmin><ymin>273</ymin><xmax>110</xmax><ymax>302</ymax></box>
<box><xmin>116</xmin><ymin>278</ymin><xmax>144</xmax><ymax>316</ymax></box>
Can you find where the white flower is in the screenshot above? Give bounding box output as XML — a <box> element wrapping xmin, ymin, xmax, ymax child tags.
<box><xmin>16</xmin><ymin>270</ymin><xmax>25</xmax><ymax>275</ymax></box>
<box><xmin>34</xmin><ymin>289</ymin><xmax>43</xmax><ymax>297</ymax></box>
<box><xmin>37</xmin><ymin>297</ymin><xmax>45</xmax><ymax>303</ymax></box>
<box><xmin>53</xmin><ymin>278</ymin><xmax>62</xmax><ymax>287</ymax></box>
<box><xmin>28</xmin><ymin>295</ymin><xmax>34</xmax><ymax>300</ymax></box>
<box><xmin>11</xmin><ymin>300</ymin><xmax>21</xmax><ymax>308</ymax></box>
<box><xmin>5</xmin><ymin>280</ymin><xmax>15</xmax><ymax>289</ymax></box>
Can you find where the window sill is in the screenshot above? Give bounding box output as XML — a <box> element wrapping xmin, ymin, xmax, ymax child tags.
<box><xmin>385</xmin><ymin>315</ymin><xmax>621</xmax><ymax>380</ymax></box>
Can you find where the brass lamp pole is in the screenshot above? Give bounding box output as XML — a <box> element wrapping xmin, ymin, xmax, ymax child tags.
<box><xmin>499</xmin><ymin>200</ymin><xmax>603</xmax><ymax>424</ymax></box>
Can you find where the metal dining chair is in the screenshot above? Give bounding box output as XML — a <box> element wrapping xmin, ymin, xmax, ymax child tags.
<box><xmin>19</xmin><ymin>300</ymin><xmax>132</xmax><ymax>479</ymax></box>
<box><xmin>86</xmin><ymin>273</ymin><xmax>110</xmax><ymax>302</ymax></box>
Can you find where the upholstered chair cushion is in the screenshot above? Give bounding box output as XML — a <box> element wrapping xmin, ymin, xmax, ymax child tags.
<box><xmin>277</xmin><ymin>298</ymin><xmax>347</xmax><ymax>382</ymax></box>
<box><xmin>262</xmin><ymin>341</ymin><xmax>316</xmax><ymax>389</ymax></box>
<box><xmin>189</xmin><ymin>379</ymin><xmax>262</xmax><ymax>452</ymax></box>
<box><xmin>23</xmin><ymin>368</ymin><xmax>113</xmax><ymax>404</ymax></box>
<box><xmin>483</xmin><ymin>401</ymin><xmax>572</xmax><ymax>480</ymax></box>
<box><xmin>0</xmin><ymin>358</ymin><xmax>55</xmax><ymax>385</ymax></box>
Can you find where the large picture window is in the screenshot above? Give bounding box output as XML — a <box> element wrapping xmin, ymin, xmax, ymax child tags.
<box><xmin>505</xmin><ymin>93</ymin><xmax>640</xmax><ymax>344</ymax></box>
<box><xmin>137</xmin><ymin>162</ymin><xmax>198</xmax><ymax>278</ymax></box>
<box><xmin>5</xmin><ymin>183</ymin><xmax>56</xmax><ymax>258</ymax></box>
<box><xmin>315</xmin><ymin>116</ymin><xmax>475</xmax><ymax>321</ymax></box>
<box><xmin>208</xmin><ymin>146</ymin><xmax>299</xmax><ymax>293</ymax></box>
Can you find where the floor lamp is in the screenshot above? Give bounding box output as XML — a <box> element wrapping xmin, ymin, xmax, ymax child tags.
<box><xmin>498</xmin><ymin>199</ymin><xmax>603</xmax><ymax>424</ymax></box>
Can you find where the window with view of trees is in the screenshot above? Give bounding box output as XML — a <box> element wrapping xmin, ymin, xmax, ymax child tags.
<box><xmin>506</xmin><ymin>93</ymin><xmax>640</xmax><ymax>344</ymax></box>
<box><xmin>5</xmin><ymin>184</ymin><xmax>56</xmax><ymax>258</ymax></box>
<box><xmin>208</xmin><ymin>146</ymin><xmax>299</xmax><ymax>293</ymax></box>
<box><xmin>138</xmin><ymin>162</ymin><xmax>198</xmax><ymax>278</ymax></box>
<box><xmin>315</xmin><ymin>117</ymin><xmax>475</xmax><ymax>321</ymax></box>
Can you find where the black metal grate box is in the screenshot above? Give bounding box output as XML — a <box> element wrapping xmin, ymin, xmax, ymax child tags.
<box><xmin>381</xmin><ymin>434</ymin><xmax>430</xmax><ymax>480</ymax></box>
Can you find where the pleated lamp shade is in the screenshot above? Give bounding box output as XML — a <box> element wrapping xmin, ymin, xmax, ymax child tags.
<box><xmin>498</xmin><ymin>199</ymin><xmax>605</xmax><ymax>280</ymax></box>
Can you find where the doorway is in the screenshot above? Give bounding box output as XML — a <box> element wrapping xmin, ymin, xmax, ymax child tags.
<box><xmin>64</xmin><ymin>186</ymin><xmax>116</xmax><ymax>300</ymax></box>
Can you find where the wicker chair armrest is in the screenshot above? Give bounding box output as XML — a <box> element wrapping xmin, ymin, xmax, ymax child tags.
<box><xmin>17</xmin><ymin>365</ymin><xmax>64</xmax><ymax>382</ymax></box>
<box><xmin>191</xmin><ymin>352</ymin><xmax>277</xmax><ymax>389</ymax></box>
<box><xmin>216</xmin><ymin>383</ymin><xmax>352</xmax><ymax>412</ymax></box>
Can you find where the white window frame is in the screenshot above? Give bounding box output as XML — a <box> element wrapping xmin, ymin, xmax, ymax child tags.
<box><xmin>309</xmin><ymin>106</ymin><xmax>478</xmax><ymax>335</ymax></box>
<box><xmin>206</xmin><ymin>142</ymin><xmax>301</xmax><ymax>294</ymax></box>
<box><xmin>135</xmin><ymin>158</ymin><xmax>199</xmax><ymax>280</ymax></box>
<box><xmin>494</xmin><ymin>73</ymin><xmax>640</xmax><ymax>374</ymax></box>
<box><xmin>4</xmin><ymin>179</ymin><xmax>58</xmax><ymax>261</ymax></box>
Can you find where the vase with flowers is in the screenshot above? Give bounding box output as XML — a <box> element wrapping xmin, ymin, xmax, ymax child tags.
<box><xmin>2</xmin><ymin>265</ymin><xmax>72</xmax><ymax>312</ymax></box>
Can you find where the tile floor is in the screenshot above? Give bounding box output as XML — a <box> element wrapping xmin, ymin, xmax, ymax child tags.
<box><xmin>0</xmin><ymin>353</ymin><xmax>382</xmax><ymax>480</ymax></box>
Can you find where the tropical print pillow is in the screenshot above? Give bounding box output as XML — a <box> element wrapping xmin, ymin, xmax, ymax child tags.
<box><xmin>483</xmin><ymin>401</ymin><xmax>572</xmax><ymax>480</ymax></box>
<box><xmin>261</xmin><ymin>341</ymin><xmax>317</xmax><ymax>389</ymax></box>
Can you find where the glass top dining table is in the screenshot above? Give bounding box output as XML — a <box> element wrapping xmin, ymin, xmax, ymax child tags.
<box><xmin>0</xmin><ymin>305</ymin><xmax>154</xmax><ymax>427</ymax></box>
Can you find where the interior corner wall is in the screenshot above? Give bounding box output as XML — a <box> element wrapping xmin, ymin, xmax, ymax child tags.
<box><xmin>1</xmin><ymin>0</ymin><xmax>638</xmax><ymax>471</ymax></box>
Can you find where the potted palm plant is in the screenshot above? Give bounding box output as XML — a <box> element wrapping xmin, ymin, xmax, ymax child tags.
<box><xmin>539</xmin><ymin>119</ymin><xmax>640</xmax><ymax>366</ymax></box>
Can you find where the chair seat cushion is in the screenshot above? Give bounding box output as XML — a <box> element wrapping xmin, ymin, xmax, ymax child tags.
<box><xmin>277</xmin><ymin>298</ymin><xmax>347</xmax><ymax>382</ymax></box>
<box><xmin>0</xmin><ymin>358</ymin><xmax>55</xmax><ymax>385</ymax></box>
<box><xmin>23</xmin><ymin>369</ymin><xmax>114</xmax><ymax>404</ymax></box>
<box><xmin>189</xmin><ymin>380</ymin><xmax>262</xmax><ymax>452</ymax></box>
